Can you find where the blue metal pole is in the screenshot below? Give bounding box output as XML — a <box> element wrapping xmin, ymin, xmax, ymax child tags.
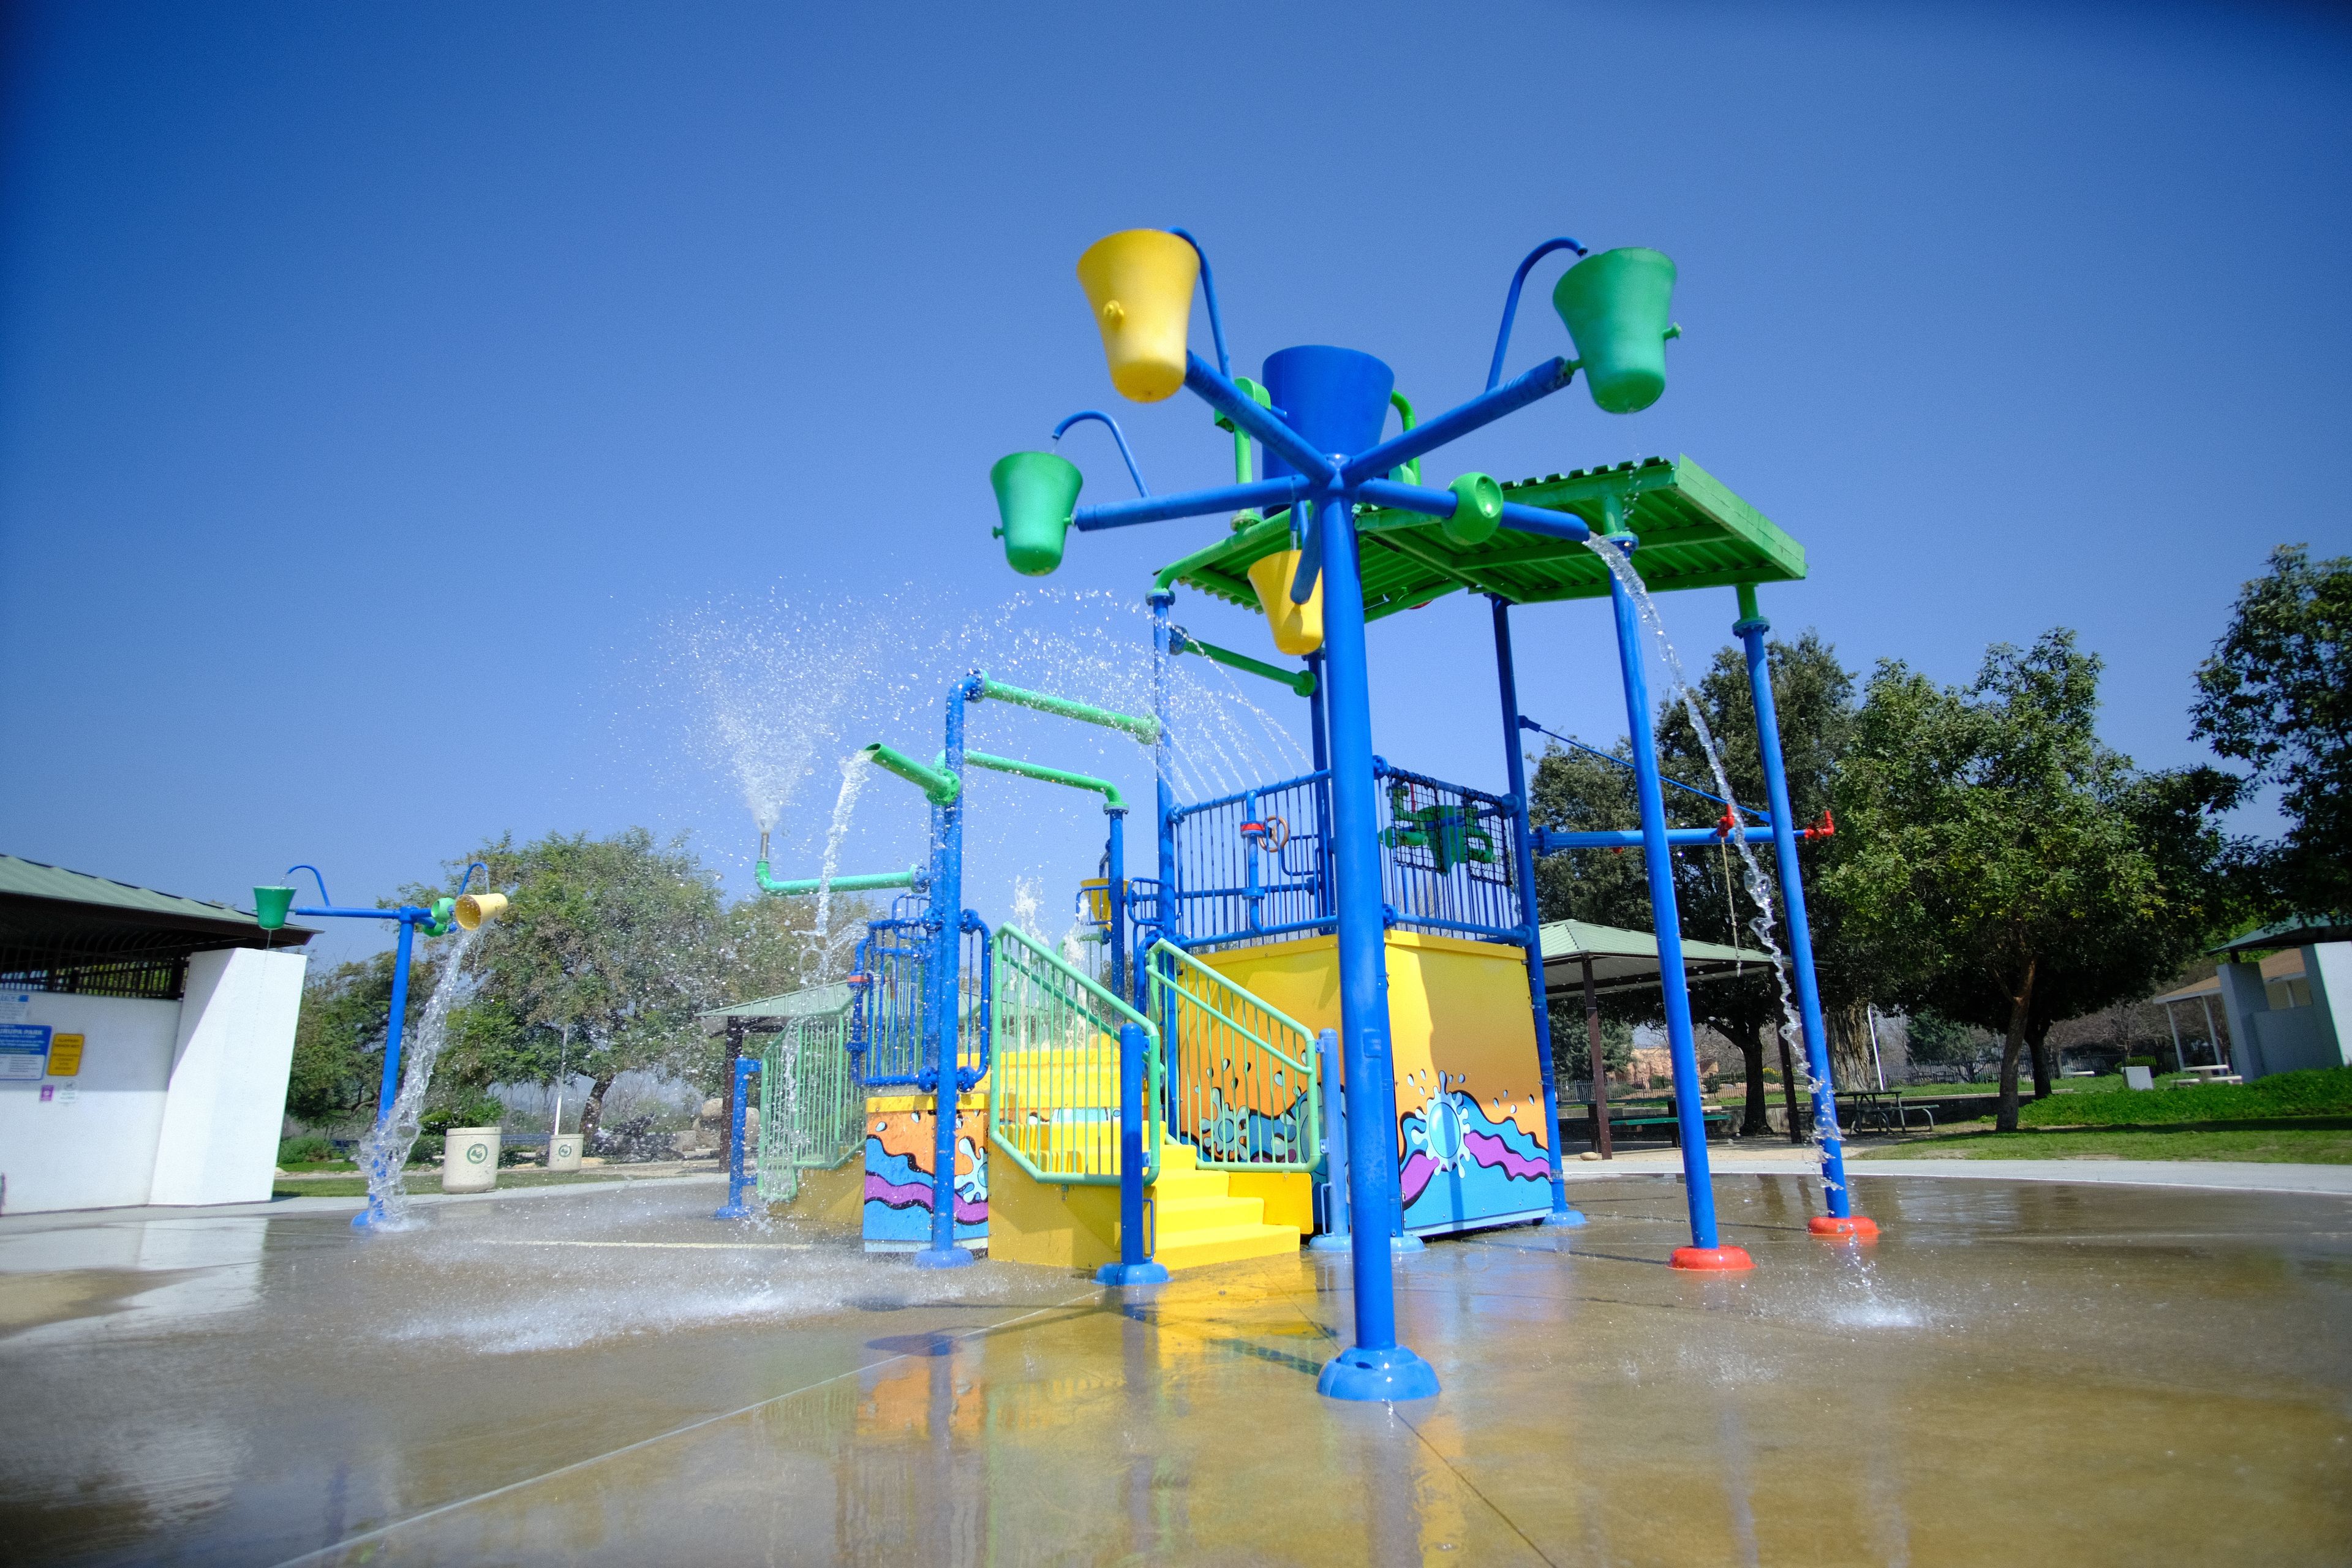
<box><xmin>1314</xmin><ymin>489</ymin><xmax>1441</xmax><ymax>1401</ymax></box>
<box><xmin>1306</xmin><ymin>649</ymin><xmax>1332</xmax><ymax>921</ymax></box>
<box><xmin>1306</xmin><ymin>1028</ymin><xmax>1350</xmax><ymax>1253</ymax></box>
<box><xmin>1735</xmin><ymin>586</ymin><xmax>1873</xmax><ymax>1237</ymax></box>
<box><xmin>714</xmin><ymin>1056</ymin><xmax>758</xmax><ymax>1219</ymax></box>
<box><xmin>914</xmin><ymin>680</ymin><xmax>976</xmax><ymax>1270</ymax></box>
<box><xmin>1098</xmin><ymin>1019</ymin><xmax>1170</xmax><ymax>1286</ymax></box>
<box><xmin>1490</xmin><ymin>596</ymin><xmax>1583</xmax><ymax>1228</ymax></box>
<box><xmin>375</xmin><ymin>914</ymin><xmax>418</xmax><ymax>1128</ymax></box>
<box><xmin>1604</xmin><ymin>527</ymin><xmax>1751</xmax><ymax>1271</ymax></box>
<box><xmin>1151</xmin><ymin>592</ymin><xmax>1177</xmax><ymax>967</ymax></box>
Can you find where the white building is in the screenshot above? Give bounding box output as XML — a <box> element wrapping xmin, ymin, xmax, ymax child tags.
<box><xmin>0</xmin><ymin>854</ymin><xmax>314</xmax><ymax>1214</ymax></box>
<box><xmin>2209</xmin><ymin>918</ymin><xmax>2352</xmax><ymax>1082</ymax></box>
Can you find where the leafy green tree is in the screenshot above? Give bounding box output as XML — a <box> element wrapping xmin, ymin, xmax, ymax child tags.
<box><xmin>1826</xmin><ymin>631</ymin><xmax>2184</xmax><ymax>1131</ymax></box>
<box><xmin>430</xmin><ymin>829</ymin><xmax>727</xmax><ymax>1142</ymax></box>
<box><xmin>1902</xmin><ymin>1009</ymin><xmax>1996</xmax><ymax>1084</ymax></box>
<box><xmin>2191</xmin><ymin>543</ymin><xmax>2351</xmax><ymax>919</ymax></box>
<box><xmin>285</xmin><ymin>951</ymin><xmax>423</xmax><ymax>1127</ymax></box>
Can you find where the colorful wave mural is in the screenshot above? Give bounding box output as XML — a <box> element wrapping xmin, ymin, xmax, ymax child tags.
<box><xmin>863</xmin><ymin>1106</ymin><xmax>987</xmax><ymax>1248</ymax></box>
<box><xmin>1396</xmin><ymin>1072</ymin><xmax>1552</xmax><ymax>1232</ymax></box>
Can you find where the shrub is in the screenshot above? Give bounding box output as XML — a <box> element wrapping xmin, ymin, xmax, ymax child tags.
<box><xmin>2121</xmin><ymin>1055</ymin><xmax>2159</xmax><ymax>1070</ymax></box>
<box><xmin>277</xmin><ymin>1134</ymin><xmax>334</xmax><ymax>1166</ymax></box>
<box><xmin>2017</xmin><ymin>1066</ymin><xmax>2352</xmax><ymax>1128</ymax></box>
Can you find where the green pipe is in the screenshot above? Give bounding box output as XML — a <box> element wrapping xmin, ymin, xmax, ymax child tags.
<box><xmin>973</xmin><ymin>676</ymin><xmax>1158</xmax><ymax>745</ymax></box>
<box><xmin>860</xmin><ymin>741</ymin><xmax>960</xmax><ymax>805</ymax></box>
<box><xmin>963</xmin><ymin>750</ymin><xmax>1126</xmax><ymax>811</ymax></box>
<box><xmin>755</xmin><ymin>862</ymin><xmax>925</xmax><ymax>897</ymax></box>
<box><xmin>1169</xmin><ymin>630</ymin><xmax>1317</xmax><ymax>698</ymax></box>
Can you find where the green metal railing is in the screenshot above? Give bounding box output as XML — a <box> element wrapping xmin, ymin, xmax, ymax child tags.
<box><xmin>756</xmin><ymin>1005</ymin><xmax>864</xmax><ymax>1204</ymax></box>
<box><xmin>987</xmin><ymin>924</ymin><xmax>1159</xmax><ymax>1186</ymax></box>
<box><xmin>1148</xmin><ymin>940</ymin><xmax>1319</xmax><ymax>1172</ymax></box>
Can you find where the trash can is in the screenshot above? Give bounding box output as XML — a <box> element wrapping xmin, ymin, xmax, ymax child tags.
<box><xmin>442</xmin><ymin>1127</ymin><xmax>502</xmax><ymax>1191</ymax></box>
<box><xmin>546</xmin><ymin>1131</ymin><xmax>583</xmax><ymax>1173</ymax></box>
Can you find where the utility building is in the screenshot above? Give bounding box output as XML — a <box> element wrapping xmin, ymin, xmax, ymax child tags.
<box><xmin>0</xmin><ymin>854</ymin><xmax>313</xmax><ymax>1214</ymax></box>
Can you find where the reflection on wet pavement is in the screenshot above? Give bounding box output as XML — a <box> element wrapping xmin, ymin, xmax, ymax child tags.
<box><xmin>2</xmin><ymin>1175</ymin><xmax>2347</xmax><ymax>1564</ymax></box>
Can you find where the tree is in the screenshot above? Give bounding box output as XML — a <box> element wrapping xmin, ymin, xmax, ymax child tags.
<box><xmin>1902</xmin><ymin>1009</ymin><xmax>1997</xmax><ymax>1084</ymax></box>
<box><xmin>1826</xmin><ymin>631</ymin><xmax>2176</xmax><ymax>1131</ymax></box>
<box><xmin>433</xmin><ymin>829</ymin><xmax>728</xmax><ymax>1142</ymax></box>
<box><xmin>2191</xmin><ymin>543</ymin><xmax>2352</xmax><ymax>919</ymax></box>
<box><xmin>285</xmin><ymin>951</ymin><xmax>424</xmax><ymax>1127</ymax></box>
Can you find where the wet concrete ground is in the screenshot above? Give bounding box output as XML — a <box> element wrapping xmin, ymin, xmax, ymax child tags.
<box><xmin>3</xmin><ymin>1173</ymin><xmax>2348</xmax><ymax>1566</ymax></box>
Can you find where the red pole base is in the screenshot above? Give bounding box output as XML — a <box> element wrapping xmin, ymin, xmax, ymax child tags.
<box><xmin>1808</xmin><ymin>1215</ymin><xmax>1880</xmax><ymax>1240</ymax></box>
<box><xmin>1670</xmin><ymin>1245</ymin><xmax>1755</xmax><ymax>1272</ymax></box>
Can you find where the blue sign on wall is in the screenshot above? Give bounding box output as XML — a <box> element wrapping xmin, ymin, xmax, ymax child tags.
<box><xmin>0</xmin><ymin>1022</ymin><xmax>53</xmax><ymax>1082</ymax></box>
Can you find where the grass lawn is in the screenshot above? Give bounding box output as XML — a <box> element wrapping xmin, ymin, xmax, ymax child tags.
<box><xmin>271</xmin><ymin>1166</ymin><xmax>717</xmax><ymax>1199</ymax></box>
<box><xmin>1857</xmin><ymin>1120</ymin><xmax>2352</xmax><ymax>1164</ymax></box>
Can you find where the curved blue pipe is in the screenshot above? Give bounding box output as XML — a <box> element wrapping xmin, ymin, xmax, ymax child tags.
<box><xmin>454</xmin><ymin>861</ymin><xmax>488</xmax><ymax>896</ymax></box>
<box><xmin>1052</xmin><ymin>410</ymin><xmax>1150</xmax><ymax>497</ymax></box>
<box><xmin>284</xmin><ymin>864</ymin><xmax>332</xmax><ymax>905</ymax></box>
<box><xmin>1486</xmin><ymin>236</ymin><xmax>1587</xmax><ymax>391</ymax></box>
<box><xmin>1167</xmin><ymin>227</ymin><xmax>1230</xmax><ymax>378</ymax></box>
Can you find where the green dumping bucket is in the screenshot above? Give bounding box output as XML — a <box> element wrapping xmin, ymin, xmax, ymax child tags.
<box><xmin>990</xmin><ymin>451</ymin><xmax>1083</xmax><ymax>577</ymax></box>
<box><xmin>1551</xmin><ymin>247</ymin><xmax>1678</xmax><ymax>415</ymax></box>
<box><xmin>254</xmin><ymin>885</ymin><xmax>295</xmax><ymax>931</ymax></box>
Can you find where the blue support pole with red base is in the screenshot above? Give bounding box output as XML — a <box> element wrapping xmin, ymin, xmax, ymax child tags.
<box><xmin>913</xmin><ymin>680</ymin><xmax>977</xmax><ymax>1270</ymax></box>
<box><xmin>1734</xmin><ymin>583</ymin><xmax>1876</xmax><ymax>1240</ymax></box>
<box><xmin>1603</xmin><ymin>522</ymin><xmax>1752</xmax><ymax>1272</ymax></box>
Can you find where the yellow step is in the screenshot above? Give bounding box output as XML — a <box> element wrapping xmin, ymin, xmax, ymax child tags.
<box><xmin>1153</xmin><ymin>1219</ymin><xmax>1302</xmax><ymax>1270</ymax></box>
<box><xmin>1154</xmin><ymin>1193</ymin><xmax>1267</xmax><ymax>1232</ymax></box>
<box><xmin>1148</xmin><ymin>1167</ymin><xmax>1229</xmax><ymax>1202</ymax></box>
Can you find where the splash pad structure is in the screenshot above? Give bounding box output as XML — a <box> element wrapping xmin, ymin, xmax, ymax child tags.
<box><xmin>739</xmin><ymin>227</ymin><xmax>1874</xmax><ymax>1407</ymax></box>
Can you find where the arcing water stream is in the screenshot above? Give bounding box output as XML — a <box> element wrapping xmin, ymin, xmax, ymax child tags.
<box><xmin>1582</xmin><ymin>538</ymin><xmax>1839</xmax><ymax>1197</ymax></box>
<box><xmin>354</xmin><ymin>925</ymin><xmax>483</xmax><ymax>1229</ymax></box>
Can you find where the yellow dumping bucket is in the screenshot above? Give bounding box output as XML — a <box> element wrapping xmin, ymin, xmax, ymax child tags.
<box><xmin>1076</xmin><ymin>230</ymin><xmax>1197</xmax><ymax>402</ymax></box>
<box><xmin>1246</xmin><ymin>549</ymin><xmax>1324</xmax><ymax>657</ymax></box>
<box><xmin>1079</xmin><ymin>879</ymin><xmax>1112</xmax><ymax>926</ymax></box>
<box><xmin>454</xmin><ymin>892</ymin><xmax>508</xmax><ymax>930</ymax></box>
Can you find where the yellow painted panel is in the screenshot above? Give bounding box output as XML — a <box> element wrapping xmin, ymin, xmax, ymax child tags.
<box><xmin>1226</xmin><ymin>1170</ymin><xmax>1314</xmax><ymax>1235</ymax></box>
<box><xmin>988</xmin><ymin>1159</ymin><xmax>1120</xmax><ymax>1272</ymax></box>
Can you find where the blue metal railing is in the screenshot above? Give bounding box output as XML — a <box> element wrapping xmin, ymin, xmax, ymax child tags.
<box><xmin>1164</xmin><ymin>762</ymin><xmax>1524</xmax><ymax>951</ymax></box>
<box><xmin>846</xmin><ymin>910</ymin><xmax>992</xmax><ymax>1090</ymax></box>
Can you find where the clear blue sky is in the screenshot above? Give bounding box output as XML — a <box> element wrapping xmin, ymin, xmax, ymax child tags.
<box><xmin>4</xmin><ymin>1</ymin><xmax>2347</xmax><ymax>963</ymax></box>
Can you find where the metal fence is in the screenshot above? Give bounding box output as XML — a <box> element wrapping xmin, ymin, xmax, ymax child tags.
<box><xmin>1163</xmin><ymin>762</ymin><xmax>1525</xmax><ymax>951</ymax></box>
<box><xmin>756</xmin><ymin>1005</ymin><xmax>864</xmax><ymax>1204</ymax></box>
<box><xmin>1148</xmin><ymin>940</ymin><xmax>1318</xmax><ymax>1172</ymax></box>
<box><xmin>987</xmin><ymin>923</ymin><xmax>1159</xmax><ymax>1186</ymax></box>
<box><xmin>846</xmin><ymin>911</ymin><xmax>992</xmax><ymax>1091</ymax></box>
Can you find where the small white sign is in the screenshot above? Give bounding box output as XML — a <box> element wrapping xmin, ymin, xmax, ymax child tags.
<box><xmin>0</xmin><ymin>993</ymin><xmax>30</xmax><ymax>1025</ymax></box>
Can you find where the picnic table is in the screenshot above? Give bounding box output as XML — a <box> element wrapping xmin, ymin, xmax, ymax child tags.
<box><xmin>1589</xmin><ymin>1095</ymin><xmax>1738</xmax><ymax>1147</ymax></box>
<box><xmin>1838</xmin><ymin>1090</ymin><xmax>1936</xmax><ymax>1136</ymax></box>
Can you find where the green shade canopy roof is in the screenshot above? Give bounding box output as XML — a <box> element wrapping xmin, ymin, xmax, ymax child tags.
<box><xmin>1156</xmin><ymin>454</ymin><xmax>1803</xmax><ymax>623</ymax></box>
<box><xmin>697</xmin><ymin>980</ymin><xmax>854</xmax><ymax>1035</ymax></box>
<box><xmin>1539</xmin><ymin>917</ymin><xmax>1774</xmax><ymax>998</ymax></box>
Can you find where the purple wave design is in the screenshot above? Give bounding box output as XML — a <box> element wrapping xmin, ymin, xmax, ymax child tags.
<box><xmin>865</xmin><ymin>1173</ymin><xmax>987</xmax><ymax>1225</ymax></box>
<box><xmin>1398</xmin><ymin>1150</ymin><xmax>1438</xmax><ymax>1207</ymax></box>
<box><xmin>1463</xmin><ymin>1129</ymin><xmax>1550</xmax><ymax>1182</ymax></box>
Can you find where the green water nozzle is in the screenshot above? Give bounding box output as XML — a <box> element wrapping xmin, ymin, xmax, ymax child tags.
<box><xmin>990</xmin><ymin>451</ymin><xmax>1083</xmax><ymax>576</ymax></box>
<box><xmin>859</xmin><ymin>742</ymin><xmax>962</xmax><ymax>805</ymax></box>
<box><xmin>973</xmin><ymin>676</ymin><xmax>1159</xmax><ymax>745</ymax></box>
<box><xmin>1443</xmin><ymin>472</ymin><xmax>1504</xmax><ymax>548</ymax></box>
<box><xmin>756</xmin><ymin>861</ymin><xmax>928</xmax><ymax>897</ymax></box>
<box><xmin>253</xmin><ymin>885</ymin><xmax>295</xmax><ymax>931</ymax></box>
<box><xmin>963</xmin><ymin>750</ymin><xmax>1126</xmax><ymax>810</ymax></box>
<box><xmin>1552</xmin><ymin>247</ymin><xmax>1678</xmax><ymax>414</ymax></box>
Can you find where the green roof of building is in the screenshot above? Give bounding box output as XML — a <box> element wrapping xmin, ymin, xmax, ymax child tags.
<box><xmin>2211</xmin><ymin>917</ymin><xmax>2352</xmax><ymax>956</ymax></box>
<box><xmin>0</xmin><ymin>853</ymin><xmax>312</xmax><ymax>938</ymax></box>
<box><xmin>1539</xmin><ymin>917</ymin><xmax>1773</xmax><ymax>997</ymax></box>
<box><xmin>1156</xmin><ymin>454</ymin><xmax>1802</xmax><ymax>624</ymax></box>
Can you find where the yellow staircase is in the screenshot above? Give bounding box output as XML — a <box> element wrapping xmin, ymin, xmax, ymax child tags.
<box><xmin>1147</xmin><ymin>1140</ymin><xmax>1300</xmax><ymax>1270</ymax></box>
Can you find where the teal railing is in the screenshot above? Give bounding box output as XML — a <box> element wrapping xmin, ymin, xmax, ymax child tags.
<box><xmin>756</xmin><ymin>1003</ymin><xmax>864</xmax><ymax>1205</ymax></box>
<box><xmin>987</xmin><ymin>924</ymin><xmax>1159</xmax><ymax>1186</ymax></box>
<box><xmin>1148</xmin><ymin>940</ymin><xmax>1319</xmax><ymax>1172</ymax></box>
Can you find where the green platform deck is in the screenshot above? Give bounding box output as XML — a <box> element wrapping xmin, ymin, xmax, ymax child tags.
<box><xmin>1155</xmin><ymin>454</ymin><xmax>1802</xmax><ymax>621</ymax></box>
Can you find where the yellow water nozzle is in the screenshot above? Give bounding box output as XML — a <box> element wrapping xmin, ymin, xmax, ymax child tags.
<box><xmin>454</xmin><ymin>891</ymin><xmax>508</xmax><ymax>930</ymax></box>
<box><xmin>1246</xmin><ymin>549</ymin><xmax>1324</xmax><ymax>657</ymax></box>
<box><xmin>1076</xmin><ymin>230</ymin><xmax>1198</xmax><ymax>402</ymax></box>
